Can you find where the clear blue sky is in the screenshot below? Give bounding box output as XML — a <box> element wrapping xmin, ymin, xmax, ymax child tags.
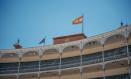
<box><xmin>0</xmin><ymin>0</ymin><xmax>131</xmax><ymax>49</ymax></box>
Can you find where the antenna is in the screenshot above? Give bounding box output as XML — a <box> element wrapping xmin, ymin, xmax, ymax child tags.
<box><xmin>17</xmin><ymin>38</ymin><xmax>20</xmax><ymax>44</ymax></box>
<box><xmin>121</xmin><ymin>21</ymin><xmax>123</xmax><ymax>26</ymax></box>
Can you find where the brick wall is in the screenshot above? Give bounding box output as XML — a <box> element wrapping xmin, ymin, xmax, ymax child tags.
<box><xmin>53</xmin><ymin>33</ymin><xmax>86</xmax><ymax>44</ymax></box>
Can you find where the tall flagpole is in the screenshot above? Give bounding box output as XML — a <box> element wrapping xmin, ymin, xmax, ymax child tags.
<box><xmin>44</xmin><ymin>36</ymin><xmax>46</xmax><ymax>46</ymax></box>
<box><xmin>82</xmin><ymin>14</ymin><xmax>84</xmax><ymax>34</ymax></box>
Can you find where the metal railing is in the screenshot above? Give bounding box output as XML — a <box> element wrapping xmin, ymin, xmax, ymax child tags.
<box><xmin>0</xmin><ymin>47</ymin><xmax>129</xmax><ymax>74</ymax></box>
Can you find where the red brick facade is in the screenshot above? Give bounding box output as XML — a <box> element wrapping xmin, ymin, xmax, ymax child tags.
<box><xmin>53</xmin><ymin>33</ymin><xmax>87</xmax><ymax>44</ymax></box>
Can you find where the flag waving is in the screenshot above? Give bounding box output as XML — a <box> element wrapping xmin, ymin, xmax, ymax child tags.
<box><xmin>39</xmin><ymin>37</ymin><xmax>46</xmax><ymax>45</ymax></box>
<box><xmin>72</xmin><ymin>15</ymin><xmax>84</xmax><ymax>33</ymax></box>
<box><xmin>72</xmin><ymin>16</ymin><xmax>83</xmax><ymax>24</ymax></box>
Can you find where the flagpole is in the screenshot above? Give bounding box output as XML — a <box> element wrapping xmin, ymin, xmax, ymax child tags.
<box><xmin>44</xmin><ymin>36</ymin><xmax>46</xmax><ymax>46</ymax></box>
<box><xmin>82</xmin><ymin>14</ymin><xmax>84</xmax><ymax>34</ymax></box>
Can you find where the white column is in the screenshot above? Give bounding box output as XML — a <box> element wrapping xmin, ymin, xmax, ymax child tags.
<box><xmin>80</xmin><ymin>49</ymin><xmax>83</xmax><ymax>79</ymax></box>
<box><xmin>80</xmin><ymin>68</ymin><xmax>83</xmax><ymax>79</ymax></box>
<box><xmin>38</xmin><ymin>56</ymin><xmax>41</xmax><ymax>79</ymax></box>
<box><xmin>126</xmin><ymin>37</ymin><xmax>131</xmax><ymax>79</ymax></box>
<box><xmin>125</xmin><ymin>27</ymin><xmax>131</xmax><ymax>78</ymax></box>
<box><xmin>102</xmin><ymin>44</ymin><xmax>105</xmax><ymax>79</ymax></box>
<box><xmin>59</xmin><ymin>53</ymin><xmax>62</xmax><ymax>79</ymax></box>
<box><xmin>17</xmin><ymin>57</ymin><xmax>21</xmax><ymax>79</ymax></box>
<box><xmin>59</xmin><ymin>70</ymin><xmax>61</xmax><ymax>79</ymax></box>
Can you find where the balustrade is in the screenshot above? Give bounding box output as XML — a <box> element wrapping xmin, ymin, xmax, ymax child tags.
<box><xmin>0</xmin><ymin>46</ymin><xmax>129</xmax><ymax>74</ymax></box>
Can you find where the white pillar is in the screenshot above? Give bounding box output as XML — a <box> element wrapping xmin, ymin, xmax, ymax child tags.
<box><xmin>102</xmin><ymin>44</ymin><xmax>105</xmax><ymax>79</ymax></box>
<box><xmin>103</xmin><ymin>64</ymin><xmax>105</xmax><ymax>79</ymax></box>
<box><xmin>17</xmin><ymin>57</ymin><xmax>21</xmax><ymax>79</ymax></box>
<box><xmin>124</xmin><ymin>26</ymin><xmax>131</xmax><ymax>78</ymax></box>
<box><xmin>80</xmin><ymin>49</ymin><xmax>83</xmax><ymax>79</ymax></box>
<box><xmin>59</xmin><ymin>53</ymin><xmax>62</xmax><ymax>79</ymax></box>
<box><xmin>59</xmin><ymin>70</ymin><xmax>61</xmax><ymax>79</ymax></box>
<box><xmin>80</xmin><ymin>67</ymin><xmax>83</xmax><ymax>79</ymax></box>
<box><xmin>38</xmin><ymin>56</ymin><xmax>41</xmax><ymax>79</ymax></box>
<box><xmin>126</xmin><ymin>37</ymin><xmax>131</xmax><ymax>79</ymax></box>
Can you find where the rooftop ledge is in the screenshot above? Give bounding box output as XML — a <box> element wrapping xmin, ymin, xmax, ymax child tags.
<box><xmin>0</xmin><ymin>24</ymin><xmax>131</xmax><ymax>53</ymax></box>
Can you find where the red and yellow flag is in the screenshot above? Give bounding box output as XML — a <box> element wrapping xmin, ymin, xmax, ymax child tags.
<box><xmin>72</xmin><ymin>16</ymin><xmax>83</xmax><ymax>24</ymax></box>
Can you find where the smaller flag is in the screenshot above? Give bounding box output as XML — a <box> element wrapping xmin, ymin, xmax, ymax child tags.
<box><xmin>39</xmin><ymin>38</ymin><xmax>45</xmax><ymax>44</ymax></box>
<box><xmin>72</xmin><ymin>16</ymin><xmax>83</xmax><ymax>24</ymax></box>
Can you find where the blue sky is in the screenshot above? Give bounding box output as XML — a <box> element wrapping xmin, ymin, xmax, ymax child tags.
<box><xmin>0</xmin><ymin>0</ymin><xmax>131</xmax><ymax>49</ymax></box>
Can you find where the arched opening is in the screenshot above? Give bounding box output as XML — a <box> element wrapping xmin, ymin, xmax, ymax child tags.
<box><xmin>0</xmin><ymin>52</ymin><xmax>19</xmax><ymax>74</ymax></box>
<box><xmin>1</xmin><ymin>53</ymin><xmax>18</xmax><ymax>58</ymax></box>
<box><xmin>22</xmin><ymin>51</ymin><xmax>39</xmax><ymax>62</ymax></box>
<box><xmin>83</xmin><ymin>40</ymin><xmax>102</xmax><ymax>55</ymax></box>
<box><xmin>42</xmin><ymin>49</ymin><xmax>59</xmax><ymax>60</ymax></box>
<box><xmin>0</xmin><ymin>53</ymin><xmax>19</xmax><ymax>62</ymax></box>
<box><xmin>61</xmin><ymin>45</ymin><xmax>81</xmax><ymax>69</ymax></box>
<box><xmin>40</xmin><ymin>49</ymin><xmax>59</xmax><ymax>74</ymax></box>
<box><xmin>20</xmin><ymin>51</ymin><xmax>39</xmax><ymax>73</ymax></box>
<box><xmin>62</xmin><ymin>45</ymin><xmax>80</xmax><ymax>58</ymax></box>
<box><xmin>104</xmin><ymin>34</ymin><xmax>125</xmax><ymax>50</ymax></box>
<box><xmin>82</xmin><ymin>40</ymin><xmax>103</xmax><ymax>79</ymax></box>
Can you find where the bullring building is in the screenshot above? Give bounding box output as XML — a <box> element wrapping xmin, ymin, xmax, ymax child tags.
<box><xmin>0</xmin><ymin>25</ymin><xmax>131</xmax><ymax>79</ymax></box>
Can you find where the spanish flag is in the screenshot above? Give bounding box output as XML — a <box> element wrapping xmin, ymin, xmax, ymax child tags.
<box><xmin>72</xmin><ymin>16</ymin><xmax>83</xmax><ymax>24</ymax></box>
